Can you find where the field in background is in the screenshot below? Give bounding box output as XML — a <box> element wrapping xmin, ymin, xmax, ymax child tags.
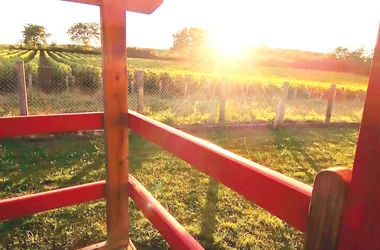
<box><xmin>0</xmin><ymin>48</ymin><xmax>368</xmax><ymax>124</ymax></box>
<box><xmin>0</xmin><ymin>127</ymin><xmax>358</xmax><ymax>249</ymax></box>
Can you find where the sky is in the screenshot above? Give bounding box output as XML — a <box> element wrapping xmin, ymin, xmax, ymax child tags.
<box><xmin>0</xmin><ymin>0</ymin><xmax>379</xmax><ymax>53</ymax></box>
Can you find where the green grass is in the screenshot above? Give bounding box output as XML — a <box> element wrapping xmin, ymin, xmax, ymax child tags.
<box><xmin>0</xmin><ymin>127</ymin><xmax>358</xmax><ymax>249</ymax></box>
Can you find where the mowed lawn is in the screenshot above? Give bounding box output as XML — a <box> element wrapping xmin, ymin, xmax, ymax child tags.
<box><xmin>0</xmin><ymin>127</ymin><xmax>358</xmax><ymax>249</ymax></box>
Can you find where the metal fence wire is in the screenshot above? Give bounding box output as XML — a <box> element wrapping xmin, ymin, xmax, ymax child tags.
<box><xmin>0</xmin><ymin>61</ymin><xmax>366</xmax><ymax>124</ymax></box>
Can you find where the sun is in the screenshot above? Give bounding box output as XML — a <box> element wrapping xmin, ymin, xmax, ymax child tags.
<box><xmin>209</xmin><ymin>29</ymin><xmax>246</xmax><ymax>57</ymax></box>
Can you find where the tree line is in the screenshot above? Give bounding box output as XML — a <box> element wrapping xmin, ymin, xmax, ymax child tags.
<box><xmin>21</xmin><ymin>23</ymin><xmax>100</xmax><ymax>48</ymax></box>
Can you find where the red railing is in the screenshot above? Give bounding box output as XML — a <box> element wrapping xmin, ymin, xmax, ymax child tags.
<box><xmin>0</xmin><ymin>111</ymin><xmax>312</xmax><ymax>248</ymax></box>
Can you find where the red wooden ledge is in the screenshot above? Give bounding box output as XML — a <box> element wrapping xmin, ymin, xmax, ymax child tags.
<box><xmin>0</xmin><ymin>112</ymin><xmax>103</xmax><ymax>139</ymax></box>
<box><xmin>126</xmin><ymin>110</ymin><xmax>313</xmax><ymax>232</ymax></box>
<box><xmin>129</xmin><ymin>175</ymin><xmax>204</xmax><ymax>250</ymax></box>
<box><xmin>0</xmin><ymin>181</ymin><xmax>106</xmax><ymax>221</ymax></box>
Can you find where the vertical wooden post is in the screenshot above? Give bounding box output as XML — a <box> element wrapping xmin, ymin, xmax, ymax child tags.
<box><xmin>100</xmin><ymin>0</ymin><xmax>129</xmax><ymax>248</ymax></box>
<box><xmin>158</xmin><ymin>79</ymin><xmax>163</xmax><ymax>97</ymax></box>
<box><xmin>308</xmin><ymin>90</ymin><xmax>312</xmax><ymax>99</ymax></box>
<box><xmin>278</xmin><ymin>81</ymin><xmax>289</xmax><ymax>123</ymax></box>
<box><xmin>325</xmin><ymin>84</ymin><xmax>336</xmax><ymax>123</ymax></box>
<box><xmin>131</xmin><ymin>79</ymin><xmax>134</xmax><ymax>93</ymax></box>
<box><xmin>219</xmin><ymin>77</ymin><xmax>227</xmax><ymax>123</ymax></box>
<box><xmin>28</xmin><ymin>74</ymin><xmax>32</xmax><ymax>88</ymax></box>
<box><xmin>338</xmin><ymin>24</ymin><xmax>380</xmax><ymax>250</ymax></box>
<box><xmin>16</xmin><ymin>61</ymin><xmax>28</xmax><ymax>116</ymax></box>
<box><xmin>136</xmin><ymin>70</ymin><xmax>144</xmax><ymax>114</ymax></box>
<box><xmin>304</xmin><ymin>167</ymin><xmax>351</xmax><ymax>250</ymax></box>
<box><xmin>65</xmin><ymin>76</ymin><xmax>69</xmax><ymax>90</ymax></box>
<box><xmin>293</xmin><ymin>88</ymin><xmax>297</xmax><ymax>99</ymax></box>
<box><xmin>319</xmin><ymin>91</ymin><xmax>324</xmax><ymax>99</ymax></box>
<box><xmin>245</xmin><ymin>84</ymin><xmax>249</xmax><ymax>97</ymax></box>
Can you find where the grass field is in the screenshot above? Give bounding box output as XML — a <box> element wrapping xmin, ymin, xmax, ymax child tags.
<box><xmin>0</xmin><ymin>127</ymin><xmax>358</xmax><ymax>249</ymax></box>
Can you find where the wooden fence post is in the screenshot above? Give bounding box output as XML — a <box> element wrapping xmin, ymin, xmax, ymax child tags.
<box><xmin>158</xmin><ymin>79</ymin><xmax>163</xmax><ymax>97</ymax></box>
<box><xmin>65</xmin><ymin>76</ymin><xmax>69</xmax><ymax>90</ymax></box>
<box><xmin>28</xmin><ymin>74</ymin><xmax>32</xmax><ymax>88</ymax></box>
<box><xmin>245</xmin><ymin>85</ymin><xmax>249</xmax><ymax>97</ymax></box>
<box><xmin>16</xmin><ymin>61</ymin><xmax>28</xmax><ymax>116</ymax></box>
<box><xmin>274</xmin><ymin>81</ymin><xmax>289</xmax><ymax>126</ymax></box>
<box><xmin>136</xmin><ymin>70</ymin><xmax>144</xmax><ymax>114</ymax></box>
<box><xmin>325</xmin><ymin>84</ymin><xmax>336</xmax><ymax>123</ymax></box>
<box><xmin>293</xmin><ymin>88</ymin><xmax>298</xmax><ymax>99</ymax></box>
<box><xmin>304</xmin><ymin>167</ymin><xmax>351</xmax><ymax>250</ymax></box>
<box><xmin>219</xmin><ymin>77</ymin><xmax>228</xmax><ymax>123</ymax></box>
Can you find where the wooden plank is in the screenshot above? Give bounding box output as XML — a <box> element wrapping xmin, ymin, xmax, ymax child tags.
<box><xmin>61</xmin><ymin>0</ymin><xmax>163</xmax><ymax>14</ymax></box>
<box><xmin>304</xmin><ymin>167</ymin><xmax>351</xmax><ymax>250</ymax></box>
<box><xmin>325</xmin><ymin>84</ymin><xmax>336</xmax><ymax>123</ymax></box>
<box><xmin>0</xmin><ymin>181</ymin><xmax>105</xmax><ymax>222</ymax></box>
<box><xmin>129</xmin><ymin>175</ymin><xmax>204</xmax><ymax>250</ymax></box>
<box><xmin>338</xmin><ymin>24</ymin><xmax>380</xmax><ymax>250</ymax></box>
<box><xmin>77</xmin><ymin>239</ymin><xmax>136</xmax><ymax>250</ymax></box>
<box><xmin>125</xmin><ymin>110</ymin><xmax>312</xmax><ymax>232</ymax></box>
<box><xmin>0</xmin><ymin>112</ymin><xmax>103</xmax><ymax>139</ymax></box>
<box><xmin>100</xmin><ymin>0</ymin><xmax>129</xmax><ymax>248</ymax></box>
<box><xmin>219</xmin><ymin>77</ymin><xmax>227</xmax><ymax>123</ymax></box>
<box><xmin>16</xmin><ymin>61</ymin><xmax>28</xmax><ymax>116</ymax></box>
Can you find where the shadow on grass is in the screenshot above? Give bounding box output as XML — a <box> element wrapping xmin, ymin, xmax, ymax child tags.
<box><xmin>199</xmin><ymin>178</ymin><xmax>219</xmax><ymax>249</ymax></box>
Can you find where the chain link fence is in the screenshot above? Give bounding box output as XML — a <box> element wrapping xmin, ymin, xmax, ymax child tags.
<box><xmin>0</xmin><ymin>61</ymin><xmax>366</xmax><ymax>124</ymax></box>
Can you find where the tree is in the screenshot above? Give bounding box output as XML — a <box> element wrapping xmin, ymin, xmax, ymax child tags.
<box><xmin>171</xmin><ymin>27</ymin><xmax>210</xmax><ymax>54</ymax></box>
<box><xmin>22</xmin><ymin>24</ymin><xmax>51</xmax><ymax>48</ymax></box>
<box><xmin>330</xmin><ymin>46</ymin><xmax>349</xmax><ymax>59</ymax></box>
<box><xmin>67</xmin><ymin>22</ymin><xmax>100</xmax><ymax>47</ymax></box>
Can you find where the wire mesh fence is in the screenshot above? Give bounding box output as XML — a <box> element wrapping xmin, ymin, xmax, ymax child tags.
<box><xmin>0</xmin><ymin>61</ymin><xmax>366</xmax><ymax>124</ymax></box>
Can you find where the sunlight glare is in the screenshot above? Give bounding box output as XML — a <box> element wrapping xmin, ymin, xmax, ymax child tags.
<box><xmin>210</xmin><ymin>29</ymin><xmax>246</xmax><ymax>57</ymax></box>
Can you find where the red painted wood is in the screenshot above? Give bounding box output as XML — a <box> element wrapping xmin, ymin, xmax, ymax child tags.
<box><xmin>62</xmin><ymin>0</ymin><xmax>163</xmax><ymax>14</ymax></box>
<box><xmin>338</xmin><ymin>25</ymin><xmax>380</xmax><ymax>250</ymax></box>
<box><xmin>126</xmin><ymin>110</ymin><xmax>313</xmax><ymax>232</ymax></box>
<box><xmin>0</xmin><ymin>181</ymin><xmax>105</xmax><ymax>221</ymax></box>
<box><xmin>0</xmin><ymin>112</ymin><xmax>103</xmax><ymax>139</ymax></box>
<box><xmin>129</xmin><ymin>175</ymin><xmax>204</xmax><ymax>250</ymax></box>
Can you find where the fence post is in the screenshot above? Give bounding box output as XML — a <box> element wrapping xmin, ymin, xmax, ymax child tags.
<box><xmin>274</xmin><ymin>82</ymin><xmax>289</xmax><ymax>126</ymax></box>
<box><xmin>304</xmin><ymin>167</ymin><xmax>351</xmax><ymax>250</ymax></box>
<box><xmin>325</xmin><ymin>84</ymin><xmax>336</xmax><ymax>123</ymax></box>
<box><xmin>293</xmin><ymin>88</ymin><xmax>297</xmax><ymax>99</ymax></box>
<box><xmin>219</xmin><ymin>77</ymin><xmax>228</xmax><ymax>123</ymax></box>
<box><xmin>16</xmin><ymin>61</ymin><xmax>28</xmax><ymax>116</ymax></box>
<box><xmin>245</xmin><ymin>85</ymin><xmax>249</xmax><ymax>96</ymax></box>
<box><xmin>158</xmin><ymin>79</ymin><xmax>163</xmax><ymax>97</ymax></box>
<box><xmin>136</xmin><ymin>70</ymin><xmax>144</xmax><ymax>114</ymax></box>
<box><xmin>66</xmin><ymin>76</ymin><xmax>69</xmax><ymax>90</ymax></box>
<box><xmin>28</xmin><ymin>74</ymin><xmax>32</xmax><ymax>88</ymax></box>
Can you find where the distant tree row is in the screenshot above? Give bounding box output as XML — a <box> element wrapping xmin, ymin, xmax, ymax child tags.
<box><xmin>21</xmin><ymin>23</ymin><xmax>100</xmax><ymax>48</ymax></box>
<box><xmin>330</xmin><ymin>46</ymin><xmax>373</xmax><ymax>63</ymax></box>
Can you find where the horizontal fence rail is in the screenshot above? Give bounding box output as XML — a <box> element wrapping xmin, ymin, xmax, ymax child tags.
<box><xmin>0</xmin><ymin>176</ymin><xmax>202</xmax><ymax>250</ymax></box>
<box><xmin>129</xmin><ymin>175</ymin><xmax>204</xmax><ymax>250</ymax></box>
<box><xmin>1</xmin><ymin>111</ymin><xmax>313</xmax><ymax>231</ymax></box>
<box><xmin>126</xmin><ymin>110</ymin><xmax>313</xmax><ymax>232</ymax></box>
<box><xmin>0</xmin><ymin>181</ymin><xmax>106</xmax><ymax>221</ymax></box>
<box><xmin>0</xmin><ymin>112</ymin><xmax>103</xmax><ymax>138</ymax></box>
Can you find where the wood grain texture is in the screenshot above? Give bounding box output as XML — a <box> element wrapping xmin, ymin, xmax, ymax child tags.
<box><xmin>338</xmin><ymin>24</ymin><xmax>380</xmax><ymax>250</ymax></box>
<box><xmin>304</xmin><ymin>167</ymin><xmax>351</xmax><ymax>250</ymax></box>
<box><xmin>100</xmin><ymin>0</ymin><xmax>129</xmax><ymax>248</ymax></box>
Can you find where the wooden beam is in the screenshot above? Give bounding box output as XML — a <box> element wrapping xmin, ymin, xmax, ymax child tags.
<box><xmin>125</xmin><ymin>110</ymin><xmax>312</xmax><ymax>232</ymax></box>
<box><xmin>0</xmin><ymin>181</ymin><xmax>105</xmax><ymax>222</ymax></box>
<box><xmin>304</xmin><ymin>167</ymin><xmax>351</xmax><ymax>250</ymax></box>
<box><xmin>100</xmin><ymin>0</ymin><xmax>129</xmax><ymax>248</ymax></box>
<box><xmin>61</xmin><ymin>0</ymin><xmax>163</xmax><ymax>14</ymax></box>
<box><xmin>77</xmin><ymin>239</ymin><xmax>137</xmax><ymax>250</ymax></box>
<box><xmin>129</xmin><ymin>175</ymin><xmax>204</xmax><ymax>250</ymax></box>
<box><xmin>338</xmin><ymin>24</ymin><xmax>380</xmax><ymax>250</ymax></box>
<box><xmin>0</xmin><ymin>112</ymin><xmax>103</xmax><ymax>139</ymax></box>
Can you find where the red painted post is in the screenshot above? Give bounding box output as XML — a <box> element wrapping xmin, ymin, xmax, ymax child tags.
<box><xmin>338</xmin><ymin>24</ymin><xmax>380</xmax><ymax>250</ymax></box>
